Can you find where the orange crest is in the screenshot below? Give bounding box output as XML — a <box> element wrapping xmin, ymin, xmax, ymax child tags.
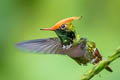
<box><xmin>40</xmin><ymin>16</ymin><xmax>82</xmax><ymax>31</ymax></box>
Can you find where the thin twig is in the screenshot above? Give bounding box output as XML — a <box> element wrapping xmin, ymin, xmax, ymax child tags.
<box><xmin>80</xmin><ymin>48</ymin><xmax>120</xmax><ymax>80</ymax></box>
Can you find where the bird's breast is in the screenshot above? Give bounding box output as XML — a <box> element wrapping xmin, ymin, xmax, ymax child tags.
<box><xmin>58</xmin><ymin>45</ymin><xmax>85</xmax><ymax>58</ymax></box>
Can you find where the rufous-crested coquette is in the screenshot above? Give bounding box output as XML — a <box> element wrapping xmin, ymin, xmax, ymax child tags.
<box><xmin>16</xmin><ymin>17</ymin><xmax>112</xmax><ymax>72</ymax></box>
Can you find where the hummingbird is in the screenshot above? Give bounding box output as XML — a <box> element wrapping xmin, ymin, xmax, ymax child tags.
<box><xmin>16</xmin><ymin>16</ymin><xmax>112</xmax><ymax>72</ymax></box>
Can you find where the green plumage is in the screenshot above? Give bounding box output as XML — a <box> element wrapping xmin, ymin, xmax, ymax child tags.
<box><xmin>55</xmin><ymin>23</ymin><xmax>76</xmax><ymax>46</ymax></box>
<box><xmin>52</xmin><ymin>23</ymin><xmax>97</xmax><ymax>65</ymax></box>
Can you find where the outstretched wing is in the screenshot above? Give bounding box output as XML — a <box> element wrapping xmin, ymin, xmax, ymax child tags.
<box><xmin>16</xmin><ymin>37</ymin><xmax>64</xmax><ymax>54</ymax></box>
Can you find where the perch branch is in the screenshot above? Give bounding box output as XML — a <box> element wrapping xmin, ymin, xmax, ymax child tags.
<box><xmin>80</xmin><ymin>48</ymin><xmax>120</xmax><ymax>80</ymax></box>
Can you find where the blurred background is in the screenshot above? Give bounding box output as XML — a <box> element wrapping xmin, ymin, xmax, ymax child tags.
<box><xmin>0</xmin><ymin>0</ymin><xmax>120</xmax><ymax>80</ymax></box>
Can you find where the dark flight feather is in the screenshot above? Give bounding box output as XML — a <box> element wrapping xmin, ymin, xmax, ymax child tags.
<box><xmin>16</xmin><ymin>37</ymin><xmax>87</xmax><ymax>58</ymax></box>
<box><xmin>16</xmin><ymin>38</ymin><xmax>63</xmax><ymax>54</ymax></box>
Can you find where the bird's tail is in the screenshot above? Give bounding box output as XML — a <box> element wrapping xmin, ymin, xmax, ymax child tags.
<box><xmin>93</xmin><ymin>48</ymin><xmax>113</xmax><ymax>72</ymax></box>
<box><xmin>105</xmin><ymin>66</ymin><xmax>113</xmax><ymax>72</ymax></box>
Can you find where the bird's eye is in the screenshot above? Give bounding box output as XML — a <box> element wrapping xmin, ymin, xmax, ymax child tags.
<box><xmin>60</xmin><ymin>24</ymin><xmax>65</xmax><ymax>29</ymax></box>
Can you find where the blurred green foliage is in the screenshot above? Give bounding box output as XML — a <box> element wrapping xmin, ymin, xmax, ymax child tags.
<box><xmin>0</xmin><ymin>0</ymin><xmax>120</xmax><ymax>80</ymax></box>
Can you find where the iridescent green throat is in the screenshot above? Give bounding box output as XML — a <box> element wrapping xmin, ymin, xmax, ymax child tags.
<box><xmin>55</xmin><ymin>28</ymin><xmax>76</xmax><ymax>46</ymax></box>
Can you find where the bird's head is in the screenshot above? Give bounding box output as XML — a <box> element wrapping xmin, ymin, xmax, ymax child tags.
<box><xmin>40</xmin><ymin>16</ymin><xmax>82</xmax><ymax>47</ymax></box>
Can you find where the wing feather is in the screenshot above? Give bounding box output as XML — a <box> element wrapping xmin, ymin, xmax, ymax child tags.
<box><xmin>16</xmin><ymin>38</ymin><xmax>63</xmax><ymax>54</ymax></box>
